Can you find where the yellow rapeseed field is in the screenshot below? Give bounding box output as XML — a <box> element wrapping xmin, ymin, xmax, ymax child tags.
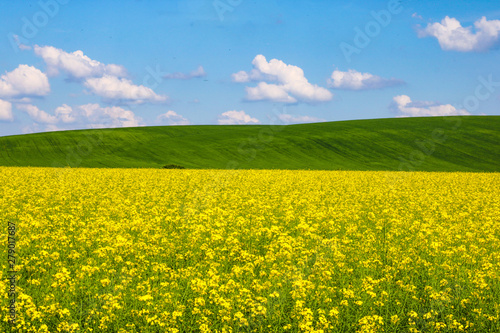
<box><xmin>1</xmin><ymin>167</ymin><xmax>499</xmax><ymax>332</ymax></box>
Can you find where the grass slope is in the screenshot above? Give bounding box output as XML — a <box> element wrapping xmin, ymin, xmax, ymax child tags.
<box><xmin>0</xmin><ymin>116</ymin><xmax>498</xmax><ymax>171</ymax></box>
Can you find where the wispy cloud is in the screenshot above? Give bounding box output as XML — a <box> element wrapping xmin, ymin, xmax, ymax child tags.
<box><xmin>391</xmin><ymin>95</ymin><xmax>470</xmax><ymax>117</ymax></box>
<box><xmin>163</xmin><ymin>66</ymin><xmax>206</xmax><ymax>80</ymax></box>
<box><xmin>157</xmin><ymin>110</ymin><xmax>190</xmax><ymax>125</ymax></box>
<box><xmin>327</xmin><ymin>69</ymin><xmax>404</xmax><ymax>90</ymax></box>
<box><xmin>16</xmin><ymin>103</ymin><xmax>59</xmax><ymax>124</ymax></box>
<box><xmin>218</xmin><ymin>110</ymin><xmax>260</xmax><ymax>125</ymax></box>
<box><xmin>79</xmin><ymin>103</ymin><xmax>143</xmax><ymax>128</ymax></box>
<box><xmin>15</xmin><ymin>102</ymin><xmax>143</xmax><ymax>130</ymax></box>
<box><xmin>278</xmin><ymin>114</ymin><xmax>325</xmax><ymax>124</ymax></box>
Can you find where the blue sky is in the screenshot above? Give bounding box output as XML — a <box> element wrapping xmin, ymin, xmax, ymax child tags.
<box><xmin>0</xmin><ymin>0</ymin><xmax>499</xmax><ymax>136</ymax></box>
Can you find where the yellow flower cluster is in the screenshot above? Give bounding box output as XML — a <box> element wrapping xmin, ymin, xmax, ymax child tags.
<box><xmin>0</xmin><ymin>167</ymin><xmax>499</xmax><ymax>332</ymax></box>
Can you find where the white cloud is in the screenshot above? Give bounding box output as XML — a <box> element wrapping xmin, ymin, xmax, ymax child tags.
<box><xmin>391</xmin><ymin>95</ymin><xmax>470</xmax><ymax>117</ymax></box>
<box><xmin>78</xmin><ymin>104</ymin><xmax>142</xmax><ymax>128</ymax></box>
<box><xmin>246</xmin><ymin>82</ymin><xmax>298</xmax><ymax>103</ymax></box>
<box><xmin>14</xmin><ymin>102</ymin><xmax>141</xmax><ymax>129</ymax></box>
<box><xmin>54</xmin><ymin>104</ymin><xmax>76</xmax><ymax>123</ymax></box>
<box><xmin>32</xmin><ymin>45</ymin><xmax>167</xmax><ymax>105</ymax></box>
<box><xmin>231</xmin><ymin>70</ymin><xmax>251</xmax><ymax>83</ymax></box>
<box><xmin>0</xmin><ymin>99</ymin><xmax>13</xmax><ymax>121</ymax></box>
<box><xmin>34</xmin><ymin>45</ymin><xmax>127</xmax><ymax>79</ymax></box>
<box><xmin>278</xmin><ymin>114</ymin><xmax>326</xmax><ymax>124</ymax></box>
<box><xmin>16</xmin><ymin>104</ymin><xmax>58</xmax><ymax>124</ymax></box>
<box><xmin>218</xmin><ymin>110</ymin><xmax>260</xmax><ymax>125</ymax></box>
<box><xmin>327</xmin><ymin>69</ymin><xmax>404</xmax><ymax>90</ymax></box>
<box><xmin>231</xmin><ymin>69</ymin><xmax>264</xmax><ymax>83</ymax></box>
<box><xmin>0</xmin><ymin>65</ymin><xmax>50</xmax><ymax>98</ymax></box>
<box><xmin>157</xmin><ymin>110</ymin><xmax>190</xmax><ymax>125</ymax></box>
<box><xmin>418</xmin><ymin>16</ymin><xmax>500</xmax><ymax>52</ymax></box>
<box><xmin>84</xmin><ymin>75</ymin><xmax>168</xmax><ymax>104</ymax></box>
<box><xmin>163</xmin><ymin>66</ymin><xmax>206</xmax><ymax>80</ymax></box>
<box><xmin>233</xmin><ymin>55</ymin><xmax>333</xmax><ymax>104</ymax></box>
<box><xmin>21</xmin><ymin>124</ymin><xmax>42</xmax><ymax>134</ymax></box>
<box><xmin>16</xmin><ymin>103</ymin><xmax>79</xmax><ymax>125</ymax></box>
<box><xmin>44</xmin><ymin>124</ymin><xmax>66</xmax><ymax>132</ymax></box>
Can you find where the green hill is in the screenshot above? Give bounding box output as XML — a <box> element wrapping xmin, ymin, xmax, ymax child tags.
<box><xmin>0</xmin><ymin>116</ymin><xmax>498</xmax><ymax>171</ymax></box>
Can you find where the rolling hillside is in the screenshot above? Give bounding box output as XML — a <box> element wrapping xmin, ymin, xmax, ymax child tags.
<box><xmin>0</xmin><ymin>116</ymin><xmax>498</xmax><ymax>171</ymax></box>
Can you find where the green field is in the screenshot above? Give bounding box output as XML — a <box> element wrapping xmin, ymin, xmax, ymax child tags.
<box><xmin>0</xmin><ymin>116</ymin><xmax>498</xmax><ymax>171</ymax></box>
